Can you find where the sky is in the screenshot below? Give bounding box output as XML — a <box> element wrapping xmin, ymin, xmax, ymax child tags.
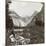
<box><xmin>9</xmin><ymin>1</ymin><xmax>43</xmax><ymax>17</ymax></box>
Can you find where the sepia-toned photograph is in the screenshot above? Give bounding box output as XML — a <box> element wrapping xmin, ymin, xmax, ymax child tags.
<box><xmin>6</xmin><ymin>0</ymin><xmax>44</xmax><ymax>46</ymax></box>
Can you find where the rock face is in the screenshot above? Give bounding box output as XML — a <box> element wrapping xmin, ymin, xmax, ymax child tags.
<box><xmin>35</xmin><ymin>6</ymin><xmax>44</xmax><ymax>26</ymax></box>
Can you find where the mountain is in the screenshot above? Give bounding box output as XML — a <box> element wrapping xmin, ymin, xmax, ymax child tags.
<box><xmin>9</xmin><ymin>11</ymin><xmax>38</xmax><ymax>27</ymax></box>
